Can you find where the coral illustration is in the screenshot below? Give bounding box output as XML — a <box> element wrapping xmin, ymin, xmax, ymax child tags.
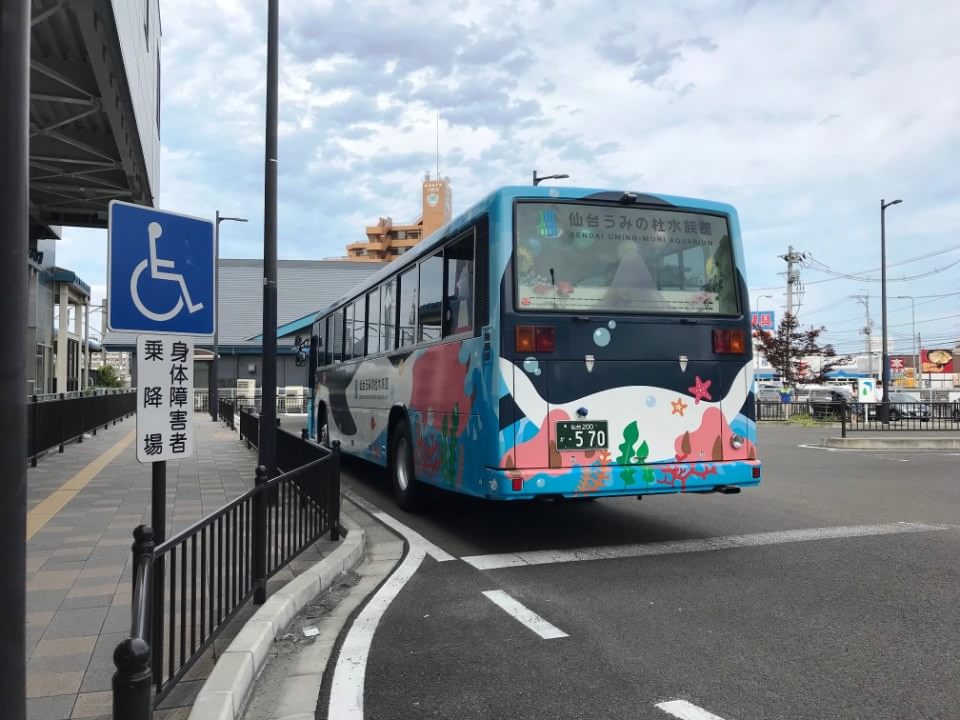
<box><xmin>657</xmin><ymin>463</ymin><xmax>719</xmax><ymax>491</ymax></box>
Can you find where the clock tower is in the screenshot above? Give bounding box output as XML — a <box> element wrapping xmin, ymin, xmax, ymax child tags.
<box><xmin>421</xmin><ymin>172</ymin><xmax>452</xmax><ymax>238</ymax></box>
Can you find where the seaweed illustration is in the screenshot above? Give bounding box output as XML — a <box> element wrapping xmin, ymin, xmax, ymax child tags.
<box><xmin>439</xmin><ymin>403</ymin><xmax>461</xmax><ymax>484</ymax></box>
<box><xmin>615</xmin><ymin>421</ymin><xmax>650</xmax><ymax>486</ymax></box>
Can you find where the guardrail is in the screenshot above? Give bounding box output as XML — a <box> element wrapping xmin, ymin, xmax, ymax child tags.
<box><xmin>28</xmin><ymin>390</ymin><xmax>136</xmax><ymax>465</ymax></box>
<box><xmin>112</xmin><ymin>427</ymin><xmax>341</xmax><ymax>717</ymax></box>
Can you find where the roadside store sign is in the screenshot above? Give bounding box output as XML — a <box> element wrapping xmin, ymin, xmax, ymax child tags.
<box><xmin>136</xmin><ymin>335</ymin><xmax>194</xmax><ymax>463</ymax></box>
<box><xmin>857</xmin><ymin>377</ymin><xmax>877</xmax><ymax>404</ymax></box>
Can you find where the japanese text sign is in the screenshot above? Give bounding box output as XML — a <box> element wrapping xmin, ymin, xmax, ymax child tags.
<box><xmin>136</xmin><ymin>335</ymin><xmax>194</xmax><ymax>463</ymax></box>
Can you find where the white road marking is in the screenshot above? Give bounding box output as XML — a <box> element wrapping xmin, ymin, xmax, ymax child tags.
<box><xmin>327</xmin><ymin>544</ymin><xmax>427</xmax><ymax>719</ymax></box>
<box><xmin>344</xmin><ymin>490</ymin><xmax>456</xmax><ymax>561</ymax></box>
<box><xmin>481</xmin><ymin>590</ymin><xmax>569</xmax><ymax>640</ymax></box>
<box><xmin>656</xmin><ymin>699</ymin><xmax>729</xmax><ymax>720</ymax></box>
<box><xmin>462</xmin><ymin>523</ymin><xmax>948</xmax><ymax>570</ymax></box>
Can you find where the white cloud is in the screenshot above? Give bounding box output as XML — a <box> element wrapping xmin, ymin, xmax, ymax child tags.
<box><xmin>52</xmin><ymin>0</ymin><xmax>960</xmax><ymax>349</ymax></box>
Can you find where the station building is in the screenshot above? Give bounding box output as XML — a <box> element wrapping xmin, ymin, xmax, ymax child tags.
<box><xmin>27</xmin><ymin>0</ymin><xmax>161</xmax><ymax>394</ymax></box>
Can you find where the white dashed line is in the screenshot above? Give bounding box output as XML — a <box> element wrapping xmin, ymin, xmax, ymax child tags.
<box><xmin>656</xmin><ymin>699</ymin><xmax>729</xmax><ymax>719</ymax></box>
<box><xmin>462</xmin><ymin>523</ymin><xmax>948</xmax><ymax>570</ymax></box>
<box><xmin>482</xmin><ymin>590</ymin><xmax>569</xmax><ymax>640</ymax></box>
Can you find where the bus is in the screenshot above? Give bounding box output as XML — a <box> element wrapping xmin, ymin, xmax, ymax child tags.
<box><xmin>310</xmin><ymin>186</ymin><xmax>761</xmax><ymax>510</ymax></box>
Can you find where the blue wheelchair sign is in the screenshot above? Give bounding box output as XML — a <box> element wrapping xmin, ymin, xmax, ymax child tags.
<box><xmin>108</xmin><ymin>201</ymin><xmax>215</xmax><ymax>335</ymax></box>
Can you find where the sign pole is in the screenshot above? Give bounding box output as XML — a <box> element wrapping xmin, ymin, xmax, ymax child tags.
<box><xmin>151</xmin><ymin>461</ymin><xmax>166</xmax><ymax>543</ymax></box>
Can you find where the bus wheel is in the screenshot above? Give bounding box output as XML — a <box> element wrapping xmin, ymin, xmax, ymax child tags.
<box><xmin>390</xmin><ymin>421</ymin><xmax>424</xmax><ymax>512</ymax></box>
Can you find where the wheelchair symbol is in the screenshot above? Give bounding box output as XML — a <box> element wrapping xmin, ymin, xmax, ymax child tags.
<box><xmin>130</xmin><ymin>222</ymin><xmax>205</xmax><ymax>322</ymax></box>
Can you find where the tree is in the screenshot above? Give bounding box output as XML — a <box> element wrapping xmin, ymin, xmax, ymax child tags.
<box><xmin>754</xmin><ymin>313</ymin><xmax>845</xmax><ymax>385</ymax></box>
<box><xmin>96</xmin><ymin>364</ymin><xmax>123</xmax><ymax>388</ymax></box>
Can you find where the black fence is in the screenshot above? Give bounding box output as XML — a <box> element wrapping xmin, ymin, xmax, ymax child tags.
<box><xmin>28</xmin><ymin>390</ymin><xmax>136</xmax><ymax>465</ymax></box>
<box><xmin>842</xmin><ymin>401</ymin><xmax>960</xmax><ymax>435</ymax></box>
<box><xmin>112</xmin><ymin>427</ymin><xmax>341</xmax><ymax>717</ymax></box>
<box><xmin>758</xmin><ymin>399</ymin><xmax>960</xmax><ymax>433</ymax></box>
<box><xmin>217</xmin><ymin>399</ymin><xmax>235</xmax><ymax>430</ymax></box>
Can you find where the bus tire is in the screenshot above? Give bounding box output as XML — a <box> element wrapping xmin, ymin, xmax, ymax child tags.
<box><xmin>390</xmin><ymin>421</ymin><xmax>424</xmax><ymax>512</ymax></box>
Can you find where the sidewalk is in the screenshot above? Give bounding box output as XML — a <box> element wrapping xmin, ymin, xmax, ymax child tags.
<box><xmin>25</xmin><ymin>416</ymin><xmax>257</xmax><ymax>720</ymax></box>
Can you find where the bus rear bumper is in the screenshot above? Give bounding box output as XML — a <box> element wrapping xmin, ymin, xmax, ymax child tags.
<box><xmin>483</xmin><ymin>460</ymin><xmax>761</xmax><ymax>500</ymax></box>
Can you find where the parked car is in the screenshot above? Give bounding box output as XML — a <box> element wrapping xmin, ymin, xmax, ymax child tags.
<box><xmin>756</xmin><ymin>384</ymin><xmax>783</xmax><ymax>403</ymax></box>
<box><xmin>807</xmin><ymin>386</ymin><xmax>854</xmax><ymax>419</ymax></box>
<box><xmin>865</xmin><ymin>391</ymin><xmax>932</xmax><ymax>421</ymax></box>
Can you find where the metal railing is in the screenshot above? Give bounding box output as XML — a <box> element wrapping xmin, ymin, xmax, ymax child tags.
<box><xmin>197</xmin><ymin>389</ymin><xmax>309</xmax><ymax>415</ymax></box>
<box><xmin>755</xmin><ymin>401</ymin><xmax>812</xmax><ymax>421</ymax></box>
<box><xmin>218</xmin><ymin>398</ymin><xmax>235</xmax><ymax>430</ymax></box>
<box><xmin>758</xmin><ymin>399</ymin><xmax>960</xmax><ymax>431</ymax></box>
<box><xmin>28</xmin><ymin>390</ymin><xmax>136</xmax><ymax>465</ymax></box>
<box><xmin>112</xmin><ymin>428</ymin><xmax>341</xmax><ymax>717</ymax></box>
<box><xmin>842</xmin><ymin>401</ymin><xmax>960</xmax><ymax>435</ymax></box>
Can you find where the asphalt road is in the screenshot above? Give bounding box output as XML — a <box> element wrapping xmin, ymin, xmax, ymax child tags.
<box><xmin>320</xmin><ymin>424</ymin><xmax>960</xmax><ymax>720</ymax></box>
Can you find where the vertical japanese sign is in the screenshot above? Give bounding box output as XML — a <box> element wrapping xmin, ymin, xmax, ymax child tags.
<box><xmin>136</xmin><ymin>336</ymin><xmax>194</xmax><ymax>463</ymax></box>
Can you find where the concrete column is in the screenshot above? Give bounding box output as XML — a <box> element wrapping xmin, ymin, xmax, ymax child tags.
<box><xmin>56</xmin><ymin>285</ymin><xmax>69</xmax><ymax>394</ymax></box>
<box><xmin>82</xmin><ymin>301</ymin><xmax>90</xmax><ymax>391</ymax></box>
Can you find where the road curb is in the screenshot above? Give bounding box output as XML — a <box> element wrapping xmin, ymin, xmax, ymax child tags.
<box><xmin>187</xmin><ymin>516</ymin><xmax>366</xmax><ymax>720</ymax></box>
<box><xmin>823</xmin><ymin>436</ymin><xmax>960</xmax><ymax>449</ymax></box>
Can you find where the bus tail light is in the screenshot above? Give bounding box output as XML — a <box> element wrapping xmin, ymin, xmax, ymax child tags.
<box><xmin>516</xmin><ymin>326</ymin><xmax>536</xmax><ymax>352</ymax></box>
<box><xmin>535</xmin><ymin>326</ymin><xmax>556</xmax><ymax>352</ymax></box>
<box><xmin>515</xmin><ymin>326</ymin><xmax>556</xmax><ymax>353</ymax></box>
<box><xmin>712</xmin><ymin>329</ymin><xmax>746</xmax><ymax>354</ymax></box>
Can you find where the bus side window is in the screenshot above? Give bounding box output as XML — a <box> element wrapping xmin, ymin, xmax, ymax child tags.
<box><xmin>418</xmin><ymin>253</ymin><xmax>443</xmax><ymax>342</ymax></box>
<box><xmin>343</xmin><ymin>304</ymin><xmax>354</xmax><ymax>361</ymax></box>
<box><xmin>398</xmin><ymin>268</ymin><xmax>417</xmax><ymax>348</ymax></box>
<box><xmin>331</xmin><ymin>309</ymin><xmax>344</xmax><ymax>363</ymax></box>
<box><xmin>382</xmin><ymin>278</ymin><xmax>397</xmax><ymax>352</ymax></box>
<box><xmin>444</xmin><ymin>232</ymin><xmax>474</xmax><ymax>337</ymax></box>
<box><xmin>317</xmin><ymin>318</ymin><xmax>327</xmax><ymax>367</ymax></box>
<box><xmin>352</xmin><ymin>297</ymin><xmax>366</xmax><ymax>357</ymax></box>
<box><xmin>367</xmin><ymin>287</ymin><xmax>381</xmax><ymax>354</ymax></box>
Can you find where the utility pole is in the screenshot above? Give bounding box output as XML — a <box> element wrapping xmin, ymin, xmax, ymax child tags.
<box><xmin>779</xmin><ymin>246</ymin><xmax>804</xmax><ymax>385</ymax></box>
<box><xmin>0</xmin><ymin>0</ymin><xmax>29</xmax><ymax>716</ymax></box>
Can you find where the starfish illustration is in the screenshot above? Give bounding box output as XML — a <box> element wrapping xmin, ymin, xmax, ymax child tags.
<box><xmin>687</xmin><ymin>376</ymin><xmax>712</xmax><ymax>404</ymax></box>
<box><xmin>671</xmin><ymin>398</ymin><xmax>688</xmax><ymax>416</ymax></box>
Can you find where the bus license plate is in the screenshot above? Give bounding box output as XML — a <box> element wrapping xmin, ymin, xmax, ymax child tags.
<box><xmin>556</xmin><ymin>421</ymin><xmax>608</xmax><ymax>450</ymax></box>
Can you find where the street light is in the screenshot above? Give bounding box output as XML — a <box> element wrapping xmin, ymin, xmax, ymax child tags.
<box><xmin>880</xmin><ymin>198</ymin><xmax>902</xmax><ymax>422</ymax></box>
<box><xmin>893</xmin><ymin>295</ymin><xmax>918</xmax><ymax>389</ymax></box>
<box><xmin>532</xmin><ymin>170</ymin><xmax>569</xmax><ymax>186</ymax></box>
<box><xmin>209</xmin><ymin>211</ymin><xmax>248</xmax><ymax>421</ymax></box>
<box><xmin>753</xmin><ymin>294</ymin><xmax>773</xmax><ymax>328</ymax></box>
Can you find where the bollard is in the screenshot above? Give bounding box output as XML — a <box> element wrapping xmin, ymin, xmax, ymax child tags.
<box><xmin>253</xmin><ymin>465</ymin><xmax>268</xmax><ymax>604</ymax></box>
<box><xmin>113</xmin><ymin>638</ymin><xmax>152</xmax><ymax>720</ymax></box>
<box><xmin>329</xmin><ymin>441</ymin><xmax>341</xmax><ymax>542</ymax></box>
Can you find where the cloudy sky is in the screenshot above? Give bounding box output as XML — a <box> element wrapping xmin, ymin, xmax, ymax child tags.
<box><xmin>57</xmin><ymin>0</ymin><xmax>960</xmax><ymax>355</ymax></box>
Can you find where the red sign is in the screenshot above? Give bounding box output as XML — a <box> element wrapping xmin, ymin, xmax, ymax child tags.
<box><xmin>890</xmin><ymin>358</ymin><xmax>904</xmax><ymax>371</ymax></box>
<box><xmin>921</xmin><ymin>349</ymin><xmax>954</xmax><ymax>374</ymax></box>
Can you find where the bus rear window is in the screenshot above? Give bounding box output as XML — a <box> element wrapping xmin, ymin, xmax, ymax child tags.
<box><xmin>515</xmin><ymin>202</ymin><xmax>738</xmax><ymax>315</ymax></box>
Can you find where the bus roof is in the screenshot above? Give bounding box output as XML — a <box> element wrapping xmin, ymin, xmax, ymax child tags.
<box><xmin>313</xmin><ymin>185</ymin><xmax>742</xmax><ymax>320</ymax></box>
